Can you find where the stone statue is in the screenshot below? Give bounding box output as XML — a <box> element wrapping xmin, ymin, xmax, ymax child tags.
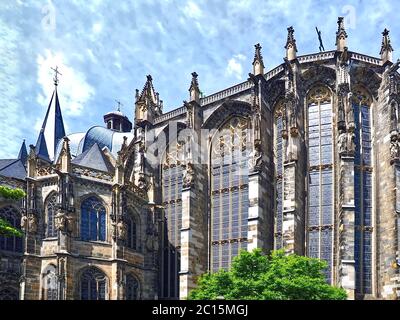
<box><xmin>20</xmin><ymin>215</ymin><xmax>28</xmax><ymax>232</ymax></box>
<box><xmin>117</xmin><ymin>221</ymin><xmax>127</xmax><ymax>241</ymax></box>
<box><xmin>338</xmin><ymin>129</ymin><xmax>347</xmax><ymax>155</ymax></box>
<box><xmin>346</xmin><ymin>130</ymin><xmax>355</xmax><ymax>155</ymax></box>
<box><xmin>27</xmin><ymin>215</ymin><xmax>37</xmax><ymax>233</ymax></box>
<box><xmin>55</xmin><ymin>210</ymin><xmax>67</xmax><ymax>232</ymax></box>
<box><xmin>390</xmin><ymin>134</ymin><xmax>399</xmax><ymax>159</ymax></box>
<box><xmin>251</xmin><ymin>140</ymin><xmax>263</xmax><ymax>171</ymax></box>
<box><xmin>183</xmin><ymin>162</ymin><xmax>195</xmax><ymax>189</ymax></box>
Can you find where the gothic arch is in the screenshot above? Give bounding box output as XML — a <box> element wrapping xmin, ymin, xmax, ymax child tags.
<box><xmin>77</xmin><ymin>266</ymin><xmax>109</xmax><ymax>300</ymax></box>
<box><xmin>0</xmin><ymin>205</ymin><xmax>22</xmax><ymax>252</ymax></box>
<box><xmin>125</xmin><ymin>272</ymin><xmax>141</xmax><ymax>300</ymax></box>
<box><xmin>78</xmin><ymin>195</ymin><xmax>107</xmax><ymax>242</ymax></box>
<box><xmin>125</xmin><ymin>206</ymin><xmax>141</xmax><ymax>251</ymax></box>
<box><xmin>352</xmin><ymin>84</ymin><xmax>373</xmax><ymax>107</ymax></box>
<box><xmin>350</xmin><ymin>66</ymin><xmax>381</xmax><ymax>99</ymax></box>
<box><xmin>202</xmin><ymin>100</ymin><xmax>252</xmax><ymax>130</ymax></box>
<box><xmin>41</xmin><ymin>264</ymin><xmax>57</xmax><ymax>300</ymax></box>
<box><xmin>209</xmin><ymin>115</ymin><xmax>250</xmax><ymax>271</ymax></box>
<box><xmin>44</xmin><ymin>192</ymin><xmax>58</xmax><ymax>238</ymax></box>
<box><xmin>302</xmin><ymin>65</ymin><xmax>336</xmax><ymax>94</ymax></box>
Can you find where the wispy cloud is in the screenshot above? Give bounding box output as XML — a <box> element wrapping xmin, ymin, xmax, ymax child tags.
<box><xmin>0</xmin><ymin>0</ymin><xmax>398</xmax><ymax>159</ymax></box>
<box><xmin>36</xmin><ymin>50</ymin><xmax>95</xmax><ymax>116</ymax></box>
<box><xmin>226</xmin><ymin>54</ymin><xmax>246</xmax><ymax>80</ymax></box>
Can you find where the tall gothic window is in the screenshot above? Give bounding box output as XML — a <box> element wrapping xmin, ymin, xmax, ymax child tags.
<box><xmin>0</xmin><ymin>288</ymin><xmax>19</xmax><ymax>300</ymax></box>
<box><xmin>42</xmin><ymin>264</ymin><xmax>57</xmax><ymax>300</ymax></box>
<box><xmin>80</xmin><ymin>267</ymin><xmax>107</xmax><ymax>300</ymax></box>
<box><xmin>353</xmin><ymin>87</ymin><xmax>373</xmax><ymax>295</ymax></box>
<box><xmin>274</xmin><ymin>101</ymin><xmax>285</xmax><ymax>249</ymax></box>
<box><xmin>80</xmin><ymin>196</ymin><xmax>106</xmax><ymax>242</ymax></box>
<box><xmin>126</xmin><ymin>211</ymin><xmax>138</xmax><ymax>250</ymax></box>
<box><xmin>0</xmin><ymin>206</ymin><xmax>22</xmax><ymax>252</ymax></box>
<box><xmin>306</xmin><ymin>86</ymin><xmax>334</xmax><ymax>283</ymax></box>
<box><xmin>210</xmin><ymin>117</ymin><xmax>249</xmax><ymax>272</ymax></box>
<box><xmin>161</xmin><ymin>139</ymin><xmax>184</xmax><ymax>298</ymax></box>
<box><xmin>46</xmin><ymin>193</ymin><xmax>58</xmax><ymax>238</ymax></box>
<box><xmin>126</xmin><ymin>274</ymin><xmax>140</xmax><ymax>300</ymax></box>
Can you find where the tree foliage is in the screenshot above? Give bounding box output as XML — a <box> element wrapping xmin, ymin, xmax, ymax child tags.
<box><xmin>0</xmin><ymin>186</ymin><xmax>26</xmax><ymax>200</ymax></box>
<box><xmin>189</xmin><ymin>249</ymin><xmax>347</xmax><ymax>300</ymax></box>
<box><xmin>0</xmin><ymin>186</ymin><xmax>25</xmax><ymax>237</ymax></box>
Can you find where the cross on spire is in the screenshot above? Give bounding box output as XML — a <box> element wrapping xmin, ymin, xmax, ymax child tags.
<box><xmin>51</xmin><ymin>66</ymin><xmax>62</xmax><ymax>86</ymax></box>
<box><xmin>115</xmin><ymin>99</ymin><xmax>123</xmax><ymax>112</ymax></box>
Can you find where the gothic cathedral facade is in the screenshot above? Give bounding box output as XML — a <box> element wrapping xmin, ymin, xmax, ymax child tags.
<box><xmin>1</xmin><ymin>18</ymin><xmax>400</xmax><ymax>300</ymax></box>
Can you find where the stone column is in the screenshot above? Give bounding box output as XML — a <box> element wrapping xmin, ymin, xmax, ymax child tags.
<box><xmin>179</xmin><ymin>163</ymin><xmax>208</xmax><ymax>299</ymax></box>
<box><xmin>338</xmin><ymin>156</ymin><xmax>356</xmax><ymax>299</ymax></box>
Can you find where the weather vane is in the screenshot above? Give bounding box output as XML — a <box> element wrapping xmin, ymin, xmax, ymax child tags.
<box><xmin>315</xmin><ymin>27</ymin><xmax>325</xmax><ymax>52</ymax></box>
<box><xmin>51</xmin><ymin>66</ymin><xmax>62</xmax><ymax>86</ymax></box>
<box><xmin>115</xmin><ymin>99</ymin><xmax>123</xmax><ymax>112</ymax></box>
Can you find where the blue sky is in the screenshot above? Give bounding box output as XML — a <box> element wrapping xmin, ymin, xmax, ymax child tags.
<box><xmin>0</xmin><ymin>0</ymin><xmax>397</xmax><ymax>158</ymax></box>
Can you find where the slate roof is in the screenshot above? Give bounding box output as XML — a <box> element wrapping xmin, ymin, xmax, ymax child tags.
<box><xmin>71</xmin><ymin>143</ymin><xmax>114</xmax><ymax>173</ymax></box>
<box><xmin>0</xmin><ymin>159</ymin><xmax>26</xmax><ymax>180</ymax></box>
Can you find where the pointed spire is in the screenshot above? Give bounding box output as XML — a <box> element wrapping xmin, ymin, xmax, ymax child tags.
<box><xmin>59</xmin><ymin>137</ymin><xmax>71</xmax><ymax>173</ymax></box>
<box><xmin>285</xmin><ymin>26</ymin><xmax>298</xmax><ymax>61</ymax></box>
<box><xmin>35</xmin><ymin>75</ymin><xmax>66</xmax><ymax>161</ymax></box>
<box><xmin>336</xmin><ymin>17</ymin><xmax>348</xmax><ymax>52</ymax></box>
<box><xmin>252</xmin><ymin>43</ymin><xmax>264</xmax><ymax>76</ymax></box>
<box><xmin>135</xmin><ymin>75</ymin><xmax>162</xmax><ymax>125</ymax></box>
<box><xmin>18</xmin><ymin>140</ymin><xmax>28</xmax><ymax>164</ymax></box>
<box><xmin>380</xmin><ymin>28</ymin><xmax>394</xmax><ymax>65</ymax></box>
<box><xmin>189</xmin><ymin>72</ymin><xmax>200</xmax><ymax>103</ymax></box>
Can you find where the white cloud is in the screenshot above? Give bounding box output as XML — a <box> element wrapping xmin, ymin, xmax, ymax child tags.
<box><xmin>225</xmin><ymin>54</ymin><xmax>246</xmax><ymax>80</ymax></box>
<box><xmin>182</xmin><ymin>1</ymin><xmax>203</xmax><ymax>20</ymax></box>
<box><xmin>36</xmin><ymin>50</ymin><xmax>95</xmax><ymax>117</ymax></box>
<box><xmin>92</xmin><ymin>22</ymin><xmax>103</xmax><ymax>34</ymax></box>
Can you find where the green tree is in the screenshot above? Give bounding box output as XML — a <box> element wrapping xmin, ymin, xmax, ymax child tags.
<box><xmin>0</xmin><ymin>186</ymin><xmax>25</xmax><ymax>237</ymax></box>
<box><xmin>189</xmin><ymin>249</ymin><xmax>347</xmax><ymax>300</ymax></box>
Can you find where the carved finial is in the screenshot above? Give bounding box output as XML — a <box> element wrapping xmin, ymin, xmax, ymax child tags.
<box><xmin>336</xmin><ymin>17</ymin><xmax>348</xmax><ymax>52</ymax></box>
<box><xmin>380</xmin><ymin>28</ymin><xmax>394</xmax><ymax>65</ymax></box>
<box><xmin>285</xmin><ymin>26</ymin><xmax>297</xmax><ymax>61</ymax></box>
<box><xmin>252</xmin><ymin>43</ymin><xmax>264</xmax><ymax>75</ymax></box>
<box><xmin>135</xmin><ymin>89</ymin><xmax>139</xmax><ymax>102</ymax></box>
<box><xmin>189</xmin><ymin>72</ymin><xmax>200</xmax><ymax>103</ymax></box>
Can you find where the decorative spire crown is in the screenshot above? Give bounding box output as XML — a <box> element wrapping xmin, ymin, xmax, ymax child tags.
<box><xmin>252</xmin><ymin>43</ymin><xmax>264</xmax><ymax>75</ymax></box>
<box><xmin>285</xmin><ymin>26</ymin><xmax>298</xmax><ymax>60</ymax></box>
<box><xmin>285</xmin><ymin>27</ymin><xmax>297</xmax><ymax>50</ymax></box>
<box><xmin>189</xmin><ymin>72</ymin><xmax>200</xmax><ymax>103</ymax></box>
<box><xmin>335</xmin><ymin>17</ymin><xmax>348</xmax><ymax>51</ymax></box>
<box><xmin>380</xmin><ymin>28</ymin><xmax>394</xmax><ymax>63</ymax></box>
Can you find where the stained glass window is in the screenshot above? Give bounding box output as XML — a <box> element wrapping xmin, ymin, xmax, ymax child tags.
<box><xmin>126</xmin><ymin>274</ymin><xmax>139</xmax><ymax>300</ymax></box>
<box><xmin>274</xmin><ymin>106</ymin><xmax>284</xmax><ymax>250</ymax></box>
<box><xmin>352</xmin><ymin>89</ymin><xmax>373</xmax><ymax>295</ymax></box>
<box><xmin>306</xmin><ymin>87</ymin><xmax>333</xmax><ymax>283</ymax></box>
<box><xmin>0</xmin><ymin>288</ymin><xmax>19</xmax><ymax>300</ymax></box>
<box><xmin>126</xmin><ymin>213</ymin><xmax>137</xmax><ymax>250</ymax></box>
<box><xmin>43</xmin><ymin>264</ymin><xmax>57</xmax><ymax>300</ymax></box>
<box><xmin>161</xmin><ymin>140</ymin><xmax>184</xmax><ymax>299</ymax></box>
<box><xmin>0</xmin><ymin>206</ymin><xmax>22</xmax><ymax>252</ymax></box>
<box><xmin>80</xmin><ymin>197</ymin><xmax>106</xmax><ymax>241</ymax></box>
<box><xmin>211</xmin><ymin>117</ymin><xmax>249</xmax><ymax>272</ymax></box>
<box><xmin>80</xmin><ymin>267</ymin><xmax>107</xmax><ymax>300</ymax></box>
<box><xmin>46</xmin><ymin>193</ymin><xmax>58</xmax><ymax>238</ymax></box>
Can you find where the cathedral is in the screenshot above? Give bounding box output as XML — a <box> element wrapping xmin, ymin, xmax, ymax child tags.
<box><xmin>1</xmin><ymin>17</ymin><xmax>400</xmax><ymax>300</ymax></box>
